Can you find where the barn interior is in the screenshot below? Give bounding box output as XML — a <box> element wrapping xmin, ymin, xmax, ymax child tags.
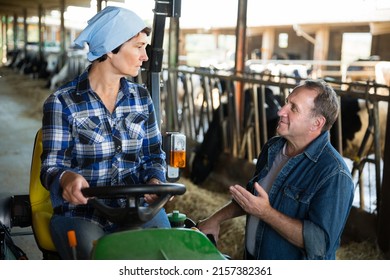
<box><xmin>0</xmin><ymin>0</ymin><xmax>389</xmax><ymax>260</ymax></box>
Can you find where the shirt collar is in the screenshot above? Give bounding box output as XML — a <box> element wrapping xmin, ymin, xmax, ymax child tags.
<box><xmin>270</xmin><ymin>131</ymin><xmax>330</xmax><ymax>162</ymax></box>
<box><xmin>74</xmin><ymin>66</ymin><xmax>136</xmax><ymax>99</ymax></box>
<box><xmin>74</xmin><ymin>66</ymin><xmax>91</xmax><ymax>95</ymax></box>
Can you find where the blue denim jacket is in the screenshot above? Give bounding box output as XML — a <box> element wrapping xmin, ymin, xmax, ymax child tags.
<box><xmin>246</xmin><ymin>131</ymin><xmax>354</xmax><ymax>260</ymax></box>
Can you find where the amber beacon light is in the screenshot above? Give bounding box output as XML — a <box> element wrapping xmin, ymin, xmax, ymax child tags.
<box><xmin>165</xmin><ymin>132</ymin><xmax>186</xmax><ymax>181</ymax></box>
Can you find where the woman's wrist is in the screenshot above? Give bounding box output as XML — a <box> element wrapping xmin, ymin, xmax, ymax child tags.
<box><xmin>58</xmin><ymin>170</ymin><xmax>68</xmax><ymax>187</ymax></box>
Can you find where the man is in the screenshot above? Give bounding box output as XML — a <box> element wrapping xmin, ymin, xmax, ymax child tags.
<box><xmin>198</xmin><ymin>79</ymin><xmax>354</xmax><ymax>259</ymax></box>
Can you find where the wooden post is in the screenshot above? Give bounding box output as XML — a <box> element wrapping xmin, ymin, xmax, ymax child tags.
<box><xmin>377</xmin><ymin>98</ymin><xmax>390</xmax><ymax>258</ymax></box>
<box><xmin>234</xmin><ymin>0</ymin><xmax>247</xmax><ymax>155</ymax></box>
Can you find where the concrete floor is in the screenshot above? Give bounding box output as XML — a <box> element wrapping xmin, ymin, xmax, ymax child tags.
<box><xmin>0</xmin><ymin>67</ymin><xmax>46</xmax><ymax>260</ymax></box>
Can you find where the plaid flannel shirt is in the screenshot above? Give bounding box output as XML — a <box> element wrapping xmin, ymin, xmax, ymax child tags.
<box><xmin>40</xmin><ymin>67</ymin><xmax>166</xmax><ymax>228</ymax></box>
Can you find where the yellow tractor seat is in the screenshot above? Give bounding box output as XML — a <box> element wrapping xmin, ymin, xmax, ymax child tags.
<box><xmin>29</xmin><ymin>129</ymin><xmax>57</xmax><ymax>257</ymax></box>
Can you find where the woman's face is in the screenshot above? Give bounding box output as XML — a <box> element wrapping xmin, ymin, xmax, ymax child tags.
<box><xmin>109</xmin><ymin>32</ymin><xmax>149</xmax><ymax>77</ymax></box>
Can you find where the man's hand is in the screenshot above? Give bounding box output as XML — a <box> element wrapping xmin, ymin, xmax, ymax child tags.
<box><xmin>229</xmin><ymin>182</ymin><xmax>272</xmax><ymax>219</ymax></box>
<box><xmin>231</xmin><ymin>182</ymin><xmax>304</xmax><ymax>248</ymax></box>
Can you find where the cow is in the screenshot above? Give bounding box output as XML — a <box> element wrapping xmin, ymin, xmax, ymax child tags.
<box><xmin>6</xmin><ymin>43</ymin><xmax>53</xmax><ymax>79</ymax></box>
<box><xmin>190</xmin><ymin>102</ymin><xmax>228</xmax><ymax>185</ymax></box>
<box><xmin>335</xmin><ymin>60</ymin><xmax>389</xmax><ymax>159</ymax></box>
<box><xmin>332</xmin><ymin>95</ymin><xmax>388</xmax><ymax>161</ymax></box>
<box><xmin>5</xmin><ymin>49</ymin><xmax>21</xmax><ymax>68</ymax></box>
<box><xmin>49</xmin><ymin>47</ymin><xmax>89</xmax><ymax>90</ymax></box>
<box><xmin>21</xmin><ymin>51</ymin><xmax>48</xmax><ymax>79</ymax></box>
<box><xmin>46</xmin><ymin>52</ymin><xmax>61</xmax><ymax>75</ymax></box>
<box><xmin>243</xmin><ymin>86</ymin><xmax>281</xmax><ymax>141</ymax></box>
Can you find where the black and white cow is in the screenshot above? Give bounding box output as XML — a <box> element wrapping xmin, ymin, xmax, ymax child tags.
<box><xmin>332</xmin><ymin>95</ymin><xmax>388</xmax><ymax>160</ymax></box>
<box><xmin>48</xmin><ymin>47</ymin><xmax>89</xmax><ymax>90</ymax></box>
<box><xmin>190</xmin><ymin>103</ymin><xmax>227</xmax><ymax>185</ymax></box>
<box><xmin>6</xmin><ymin>43</ymin><xmax>54</xmax><ymax>79</ymax></box>
<box><xmin>334</xmin><ymin>59</ymin><xmax>389</xmax><ymax>159</ymax></box>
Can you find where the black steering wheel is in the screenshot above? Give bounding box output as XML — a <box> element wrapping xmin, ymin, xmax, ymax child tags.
<box><xmin>81</xmin><ymin>183</ymin><xmax>186</xmax><ymax>229</ymax></box>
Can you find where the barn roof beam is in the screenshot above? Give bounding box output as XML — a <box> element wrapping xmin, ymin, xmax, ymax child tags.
<box><xmin>293</xmin><ymin>24</ymin><xmax>316</xmax><ymax>45</ymax></box>
<box><xmin>370</xmin><ymin>22</ymin><xmax>390</xmax><ymax>35</ymax></box>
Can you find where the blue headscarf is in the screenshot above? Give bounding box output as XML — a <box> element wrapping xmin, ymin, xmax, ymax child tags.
<box><xmin>74</xmin><ymin>6</ymin><xmax>147</xmax><ymax>61</ymax></box>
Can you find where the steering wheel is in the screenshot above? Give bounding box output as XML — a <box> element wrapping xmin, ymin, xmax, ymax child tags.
<box><xmin>81</xmin><ymin>183</ymin><xmax>186</xmax><ymax>229</ymax></box>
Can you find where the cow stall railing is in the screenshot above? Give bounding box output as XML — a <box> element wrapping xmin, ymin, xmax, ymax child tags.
<box><xmin>162</xmin><ymin>67</ymin><xmax>301</xmax><ymax>157</ymax></box>
<box><xmin>330</xmin><ymin>80</ymin><xmax>389</xmax><ymax>213</ymax></box>
<box><xmin>161</xmin><ymin>66</ymin><xmax>389</xmax><ymax>214</ymax></box>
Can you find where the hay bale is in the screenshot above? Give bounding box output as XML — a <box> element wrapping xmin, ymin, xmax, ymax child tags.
<box><xmin>336</xmin><ymin>240</ymin><xmax>385</xmax><ymax>259</ymax></box>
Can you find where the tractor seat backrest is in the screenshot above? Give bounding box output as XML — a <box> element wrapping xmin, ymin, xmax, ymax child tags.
<box><xmin>29</xmin><ymin>129</ymin><xmax>56</xmax><ymax>253</ymax></box>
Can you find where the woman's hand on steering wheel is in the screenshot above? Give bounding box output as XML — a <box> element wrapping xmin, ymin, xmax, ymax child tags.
<box><xmin>60</xmin><ymin>171</ymin><xmax>89</xmax><ymax>205</ymax></box>
<box><xmin>144</xmin><ymin>178</ymin><xmax>174</xmax><ymax>204</ymax></box>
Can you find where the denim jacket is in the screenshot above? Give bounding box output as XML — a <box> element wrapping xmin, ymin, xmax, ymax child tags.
<box><xmin>246</xmin><ymin>131</ymin><xmax>354</xmax><ymax>259</ymax></box>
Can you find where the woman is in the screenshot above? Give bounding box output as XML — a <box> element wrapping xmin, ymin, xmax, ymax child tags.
<box><xmin>40</xmin><ymin>6</ymin><xmax>169</xmax><ymax>259</ymax></box>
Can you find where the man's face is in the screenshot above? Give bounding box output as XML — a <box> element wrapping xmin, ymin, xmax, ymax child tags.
<box><xmin>276</xmin><ymin>88</ymin><xmax>318</xmax><ymax>141</ymax></box>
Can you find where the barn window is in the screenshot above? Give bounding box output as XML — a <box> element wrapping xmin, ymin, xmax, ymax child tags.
<box><xmin>278</xmin><ymin>33</ymin><xmax>289</xmax><ymax>48</ymax></box>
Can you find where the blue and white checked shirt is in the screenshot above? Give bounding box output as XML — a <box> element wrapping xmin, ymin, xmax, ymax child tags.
<box><xmin>40</xmin><ymin>67</ymin><xmax>166</xmax><ymax>228</ymax></box>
